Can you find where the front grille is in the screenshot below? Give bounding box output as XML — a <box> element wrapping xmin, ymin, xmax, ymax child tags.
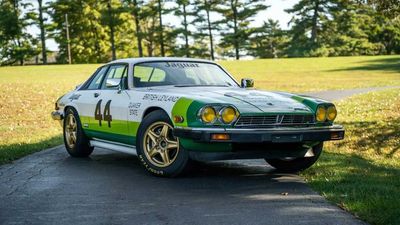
<box><xmin>234</xmin><ymin>114</ymin><xmax>315</xmax><ymax>128</ymax></box>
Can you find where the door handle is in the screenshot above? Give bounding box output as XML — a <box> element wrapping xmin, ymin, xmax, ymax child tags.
<box><xmin>94</xmin><ymin>93</ymin><xmax>100</xmax><ymax>98</ymax></box>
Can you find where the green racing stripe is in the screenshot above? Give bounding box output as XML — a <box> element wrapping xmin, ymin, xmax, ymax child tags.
<box><xmin>80</xmin><ymin>116</ymin><xmax>139</xmax><ymax>145</ymax></box>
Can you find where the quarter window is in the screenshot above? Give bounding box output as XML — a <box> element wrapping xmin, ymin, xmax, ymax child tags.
<box><xmin>134</xmin><ymin>65</ymin><xmax>166</xmax><ymax>87</ymax></box>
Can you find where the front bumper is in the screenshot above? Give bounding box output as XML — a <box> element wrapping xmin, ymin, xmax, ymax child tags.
<box><xmin>51</xmin><ymin>111</ymin><xmax>63</xmax><ymax>120</ymax></box>
<box><xmin>174</xmin><ymin>125</ymin><xmax>345</xmax><ymax>143</ymax></box>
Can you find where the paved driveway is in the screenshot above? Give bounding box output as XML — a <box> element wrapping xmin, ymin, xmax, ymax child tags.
<box><xmin>0</xmin><ymin>147</ymin><xmax>366</xmax><ymax>225</ymax></box>
<box><xmin>1</xmin><ymin>87</ymin><xmax>388</xmax><ymax>225</ymax></box>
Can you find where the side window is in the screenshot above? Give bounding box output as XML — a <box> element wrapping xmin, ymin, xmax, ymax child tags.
<box><xmin>134</xmin><ymin>65</ymin><xmax>166</xmax><ymax>87</ymax></box>
<box><xmin>87</xmin><ymin>66</ymin><xmax>108</xmax><ymax>90</ymax></box>
<box><xmin>102</xmin><ymin>64</ymin><xmax>128</xmax><ymax>89</ymax></box>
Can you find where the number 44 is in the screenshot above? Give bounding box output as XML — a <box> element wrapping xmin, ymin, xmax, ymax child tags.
<box><xmin>94</xmin><ymin>100</ymin><xmax>112</xmax><ymax>127</ymax></box>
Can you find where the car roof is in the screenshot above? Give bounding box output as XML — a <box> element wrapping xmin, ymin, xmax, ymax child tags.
<box><xmin>106</xmin><ymin>57</ymin><xmax>215</xmax><ymax>65</ymax></box>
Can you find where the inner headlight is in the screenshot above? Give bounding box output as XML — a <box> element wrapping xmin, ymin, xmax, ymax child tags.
<box><xmin>220</xmin><ymin>106</ymin><xmax>237</xmax><ymax>124</ymax></box>
<box><xmin>316</xmin><ymin>105</ymin><xmax>327</xmax><ymax>122</ymax></box>
<box><xmin>327</xmin><ymin>105</ymin><xmax>337</xmax><ymax>121</ymax></box>
<box><xmin>201</xmin><ymin>106</ymin><xmax>216</xmax><ymax>123</ymax></box>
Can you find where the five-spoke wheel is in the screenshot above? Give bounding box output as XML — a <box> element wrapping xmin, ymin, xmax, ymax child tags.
<box><xmin>137</xmin><ymin>110</ymin><xmax>190</xmax><ymax>177</ymax></box>
<box><xmin>143</xmin><ymin>122</ymin><xmax>179</xmax><ymax>167</ymax></box>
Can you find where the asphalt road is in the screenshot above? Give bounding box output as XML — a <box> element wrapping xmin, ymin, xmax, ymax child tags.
<box><xmin>2</xmin><ymin>87</ymin><xmax>391</xmax><ymax>225</ymax></box>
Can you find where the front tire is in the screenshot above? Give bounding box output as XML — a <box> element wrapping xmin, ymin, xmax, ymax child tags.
<box><xmin>63</xmin><ymin>108</ymin><xmax>93</xmax><ymax>157</ymax></box>
<box><xmin>136</xmin><ymin>110</ymin><xmax>190</xmax><ymax>177</ymax></box>
<box><xmin>265</xmin><ymin>142</ymin><xmax>323</xmax><ymax>172</ymax></box>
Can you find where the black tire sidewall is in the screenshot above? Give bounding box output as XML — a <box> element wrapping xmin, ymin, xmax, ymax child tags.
<box><xmin>63</xmin><ymin>108</ymin><xmax>93</xmax><ymax>157</ymax></box>
<box><xmin>265</xmin><ymin>142</ymin><xmax>324</xmax><ymax>172</ymax></box>
<box><xmin>136</xmin><ymin>110</ymin><xmax>189</xmax><ymax>177</ymax></box>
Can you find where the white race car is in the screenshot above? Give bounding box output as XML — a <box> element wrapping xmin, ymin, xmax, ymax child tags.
<box><xmin>52</xmin><ymin>57</ymin><xmax>344</xmax><ymax>177</ymax></box>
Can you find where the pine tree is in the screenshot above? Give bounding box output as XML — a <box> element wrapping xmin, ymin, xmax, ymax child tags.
<box><xmin>156</xmin><ymin>0</ymin><xmax>165</xmax><ymax>56</ymax></box>
<box><xmin>122</xmin><ymin>0</ymin><xmax>144</xmax><ymax>57</ymax></box>
<box><xmin>174</xmin><ymin>0</ymin><xmax>193</xmax><ymax>57</ymax></box>
<box><xmin>285</xmin><ymin>0</ymin><xmax>339</xmax><ymax>57</ymax></box>
<box><xmin>193</xmin><ymin>0</ymin><xmax>222</xmax><ymax>60</ymax></box>
<box><xmin>247</xmin><ymin>19</ymin><xmax>289</xmax><ymax>58</ymax></box>
<box><xmin>218</xmin><ymin>0</ymin><xmax>268</xmax><ymax>59</ymax></box>
<box><xmin>325</xmin><ymin>2</ymin><xmax>383</xmax><ymax>56</ymax></box>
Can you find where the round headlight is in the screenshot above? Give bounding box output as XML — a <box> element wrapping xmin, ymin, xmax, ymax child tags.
<box><xmin>316</xmin><ymin>106</ymin><xmax>327</xmax><ymax>122</ymax></box>
<box><xmin>327</xmin><ymin>105</ymin><xmax>337</xmax><ymax>121</ymax></box>
<box><xmin>201</xmin><ymin>106</ymin><xmax>216</xmax><ymax>123</ymax></box>
<box><xmin>220</xmin><ymin>107</ymin><xmax>237</xmax><ymax>124</ymax></box>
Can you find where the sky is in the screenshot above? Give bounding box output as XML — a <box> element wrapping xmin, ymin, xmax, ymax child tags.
<box><xmin>29</xmin><ymin>0</ymin><xmax>297</xmax><ymax>51</ymax></box>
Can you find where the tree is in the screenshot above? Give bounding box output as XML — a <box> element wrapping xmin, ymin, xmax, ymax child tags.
<box><xmin>325</xmin><ymin>2</ymin><xmax>383</xmax><ymax>56</ymax></box>
<box><xmin>49</xmin><ymin>0</ymin><xmax>110</xmax><ymax>63</ymax></box>
<box><xmin>193</xmin><ymin>0</ymin><xmax>222</xmax><ymax>60</ymax></box>
<box><xmin>106</xmin><ymin>0</ymin><xmax>116</xmax><ymax>60</ymax></box>
<box><xmin>123</xmin><ymin>0</ymin><xmax>144</xmax><ymax>57</ymax></box>
<box><xmin>356</xmin><ymin>0</ymin><xmax>400</xmax><ymax>19</ymax></box>
<box><xmin>174</xmin><ymin>0</ymin><xmax>193</xmax><ymax>57</ymax></box>
<box><xmin>247</xmin><ymin>19</ymin><xmax>289</xmax><ymax>58</ymax></box>
<box><xmin>101</xmin><ymin>0</ymin><xmax>132</xmax><ymax>60</ymax></box>
<box><xmin>355</xmin><ymin>0</ymin><xmax>400</xmax><ymax>54</ymax></box>
<box><xmin>218</xmin><ymin>0</ymin><xmax>268</xmax><ymax>59</ymax></box>
<box><xmin>286</xmin><ymin>0</ymin><xmax>339</xmax><ymax>57</ymax></box>
<box><xmin>26</xmin><ymin>0</ymin><xmax>48</xmax><ymax>64</ymax></box>
<box><xmin>157</xmin><ymin>0</ymin><xmax>165</xmax><ymax>56</ymax></box>
<box><xmin>0</xmin><ymin>0</ymin><xmax>38</xmax><ymax>65</ymax></box>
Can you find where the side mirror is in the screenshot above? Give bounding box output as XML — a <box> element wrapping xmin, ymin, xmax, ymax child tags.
<box><xmin>106</xmin><ymin>78</ymin><xmax>121</xmax><ymax>88</ymax></box>
<box><xmin>241</xmin><ymin>78</ymin><xmax>254</xmax><ymax>88</ymax></box>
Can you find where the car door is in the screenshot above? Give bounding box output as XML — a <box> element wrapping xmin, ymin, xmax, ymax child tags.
<box><xmin>73</xmin><ymin>66</ymin><xmax>109</xmax><ymax>129</ymax></box>
<box><xmin>89</xmin><ymin>64</ymin><xmax>132</xmax><ymax>145</ymax></box>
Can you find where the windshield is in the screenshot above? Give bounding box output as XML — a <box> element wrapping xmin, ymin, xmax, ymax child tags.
<box><xmin>133</xmin><ymin>61</ymin><xmax>239</xmax><ymax>87</ymax></box>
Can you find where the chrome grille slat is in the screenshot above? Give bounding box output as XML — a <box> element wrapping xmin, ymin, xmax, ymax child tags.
<box><xmin>235</xmin><ymin>114</ymin><xmax>315</xmax><ymax>128</ymax></box>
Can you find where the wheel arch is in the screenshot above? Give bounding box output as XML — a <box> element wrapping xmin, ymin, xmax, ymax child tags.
<box><xmin>142</xmin><ymin>106</ymin><xmax>169</xmax><ymax>120</ymax></box>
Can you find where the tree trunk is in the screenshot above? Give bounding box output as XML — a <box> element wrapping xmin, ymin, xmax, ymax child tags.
<box><xmin>183</xmin><ymin>3</ymin><xmax>189</xmax><ymax>57</ymax></box>
<box><xmin>205</xmin><ymin>0</ymin><xmax>214</xmax><ymax>60</ymax></box>
<box><xmin>311</xmin><ymin>0</ymin><xmax>319</xmax><ymax>44</ymax></box>
<box><xmin>232</xmin><ymin>0</ymin><xmax>239</xmax><ymax>60</ymax></box>
<box><xmin>132</xmin><ymin>0</ymin><xmax>143</xmax><ymax>57</ymax></box>
<box><xmin>157</xmin><ymin>0</ymin><xmax>165</xmax><ymax>57</ymax></box>
<box><xmin>108</xmin><ymin>0</ymin><xmax>116</xmax><ymax>60</ymax></box>
<box><xmin>38</xmin><ymin>0</ymin><xmax>47</xmax><ymax>64</ymax></box>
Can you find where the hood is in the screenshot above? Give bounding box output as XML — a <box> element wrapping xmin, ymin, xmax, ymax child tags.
<box><xmin>138</xmin><ymin>86</ymin><xmax>312</xmax><ymax>114</ymax></box>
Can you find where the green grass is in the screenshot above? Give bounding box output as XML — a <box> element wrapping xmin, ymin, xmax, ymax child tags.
<box><xmin>302</xmin><ymin>89</ymin><xmax>400</xmax><ymax>225</ymax></box>
<box><xmin>220</xmin><ymin>55</ymin><xmax>400</xmax><ymax>92</ymax></box>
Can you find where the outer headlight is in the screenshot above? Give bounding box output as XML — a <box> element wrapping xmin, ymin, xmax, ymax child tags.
<box><xmin>220</xmin><ymin>106</ymin><xmax>238</xmax><ymax>124</ymax></box>
<box><xmin>200</xmin><ymin>106</ymin><xmax>216</xmax><ymax>123</ymax></box>
<box><xmin>327</xmin><ymin>105</ymin><xmax>337</xmax><ymax>121</ymax></box>
<box><xmin>316</xmin><ymin>105</ymin><xmax>327</xmax><ymax>122</ymax></box>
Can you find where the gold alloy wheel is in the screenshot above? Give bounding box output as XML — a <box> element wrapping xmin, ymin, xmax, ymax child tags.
<box><xmin>65</xmin><ymin>114</ymin><xmax>78</xmax><ymax>149</ymax></box>
<box><xmin>143</xmin><ymin>121</ymin><xmax>179</xmax><ymax>168</ymax></box>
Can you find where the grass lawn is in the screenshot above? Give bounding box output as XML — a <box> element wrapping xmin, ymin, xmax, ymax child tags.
<box><xmin>0</xmin><ymin>55</ymin><xmax>399</xmax><ymax>224</ymax></box>
<box><xmin>302</xmin><ymin>89</ymin><xmax>400</xmax><ymax>225</ymax></box>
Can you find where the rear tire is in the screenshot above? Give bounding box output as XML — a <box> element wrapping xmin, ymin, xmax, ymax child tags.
<box><xmin>63</xmin><ymin>108</ymin><xmax>93</xmax><ymax>157</ymax></box>
<box><xmin>136</xmin><ymin>110</ymin><xmax>190</xmax><ymax>177</ymax></box>
<box><xmin>265</xmin><ymin>142</ymin><xmax>323</xmax><ymax>172</ymax></box>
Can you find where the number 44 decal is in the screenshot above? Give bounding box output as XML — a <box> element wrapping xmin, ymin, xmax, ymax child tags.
<box><xmin>94</xmin><ymin>100</ymin><xmax>112</xmax><ymax>127</ymax></box>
